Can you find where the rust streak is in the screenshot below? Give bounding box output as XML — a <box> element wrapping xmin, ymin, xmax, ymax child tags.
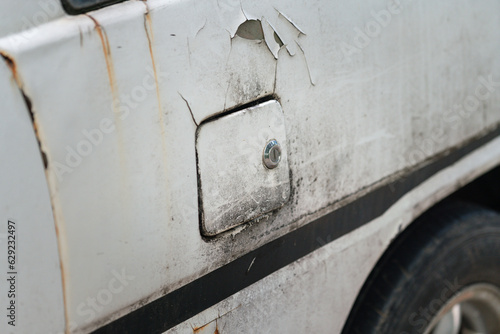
<box><xmin>84</xmin><ymin>13</ymin><xmax>128</xmax><ymax>173</ymax></box>
<box><xmin>84</xmin><ymin>13</ymin><xmax>130</xmax><ymax>211</ymax></box>
<box><xmin>143</xmin><ymin>6</ymin><xmax>167</xmax><ymax>135</ymax></box>
<box><xmin>1</xmin><ymin>51</ymin><xmax>69</xmax><ymax>333</ymax></box>
<box><xmin>52</xmin><ymin>204</ymin><xmax>70</xmax><ymax>334</ymax></box>
<box><xmin>0</xmin><ymin>51</ymin><xmax>21</xmax><ymax>87</ymax></box>
<box><xmin>85</xmin><ymin>14</ymin><xmax>119</xmax><ymax>114</ymax></box>
<box><xmin>143</xmin><ymin>2</ymin><xmax>174</xmax><ymax>208</ymax></box>
<box><xmin>1</xmin><ymin>52</ymin><xmax>48</xmax><ymax>168</ymax></box>
<box><xmin>192</xmin><ymin>322</ymin><xmax>210</xmax><ymax>333</ymax></box>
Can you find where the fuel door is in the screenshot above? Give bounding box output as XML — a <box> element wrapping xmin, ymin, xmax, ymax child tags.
<box><xmin>197</xmin><ymin>100</ymin><xmax>291</xmax><ymax>236</ymax></box>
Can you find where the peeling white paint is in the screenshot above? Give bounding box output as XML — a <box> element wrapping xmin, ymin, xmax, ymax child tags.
<box><xmin>167</xmin><ymin>136</ymin><xmax>500</xmax><ymax>334</ymax></box>
<box><xmin>0</xmin><ymin>0</ymin><xmax>499</xmax><ymax>332</ymax></box>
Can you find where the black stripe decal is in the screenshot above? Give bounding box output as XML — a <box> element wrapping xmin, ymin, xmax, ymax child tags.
<box><xmin>92</xmin><ymin>126</ymin><xmax>500</xmax><ymax>334</ymax></box>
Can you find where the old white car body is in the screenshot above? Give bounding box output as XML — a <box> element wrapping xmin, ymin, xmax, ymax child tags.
<box><xmin>1</xmin><ymin>0</ymin><xmax>500</xmax><ymax>333</ymax></box>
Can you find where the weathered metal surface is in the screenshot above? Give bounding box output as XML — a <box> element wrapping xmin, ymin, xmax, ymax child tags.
<box><xmin>197</xmin><ymin>100</ymin><xmax>290</xmax><ymax>236</ymax></box>
<box><xmin>166</xmin><ymin>136</ymin><xmax>500</xmax><ymax>334</ymax></box>
<box><xmin>0</xmin><ymin>0</ymin><xmax>64</xmax><ymax>39</ymax></box>
<box><xmin>0</xmin><ymin>0</ymin><xmax>499</xmax><ymax>332</ymax></box>
<box><xmin>0</xmin><ymin>59</ymin><xmax>65</xmax><ymax>333</ymax></box>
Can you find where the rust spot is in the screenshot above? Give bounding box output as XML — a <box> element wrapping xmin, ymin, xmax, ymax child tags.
<box><xmin>193</xmin><ymin>322</ymin><xmax>210</xmax><ymax>333</ymax></box>
<box><xmin>1</xmin><ymin>52</ymin><xmax>48</xmax><ymax>168</ymax></box>
<box><xmin>214</xmin><ymin>324</ymin><xmax>219</xmax><ymax>334</ymax></box>
<box><xmin>0</xmin><ymin>51</ymin><xmax>21</xmax><ymax>87</ymax></box>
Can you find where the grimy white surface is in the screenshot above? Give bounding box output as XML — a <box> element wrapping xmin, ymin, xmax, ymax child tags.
<box><xmin>197</xmin><ymin>100</ymin><xmax>290</xmax><ymax>236</ymax></box>
<box><xmin>0</xmin><ymin>60</ymin><xmax>65</xmax><ymax>333</ymax></box>
<box><xmin>0</xmin><ymin>0</ymin><xmax>64</xmax><ymax>39</ymax></box>
<box><xmin>167</xmin><ymin>136</ymin><xmax>500</xmax><ymax>334</ymax></box>
<box><xmin>0</xmin><ymin>0</ymin><xmax>499</xmax><ymax>333</ymax></box>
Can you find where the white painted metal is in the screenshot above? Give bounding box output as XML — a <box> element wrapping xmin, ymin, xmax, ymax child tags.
<box><xmin>0</xmin><ymin>60</ymin><xmax>65</xmax><ymax>333</ymax></box>
<box><xmin>0</xmin><ymin>0</ymin><xmax>498</xmax><ymax>333</ymax></box>
<box><xmin>0</xmin><ymin>0</ymin><xmax>64</xmax><ymax>39</ymax></box>
<box><xmin>167</xmin><ymin>136</ymin><xmax>500</xmax><ymax>334</ymax></box>
<box><xmin>197</xmin><ymin>100</ymin><xmax>290</xmax><ymax>236</ymax></box>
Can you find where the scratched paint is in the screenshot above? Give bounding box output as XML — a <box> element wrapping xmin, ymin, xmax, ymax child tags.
<box><xmin>0</xmin><ymin>0</ymin><xmax>499</xmax><ymax>333</ymax></box>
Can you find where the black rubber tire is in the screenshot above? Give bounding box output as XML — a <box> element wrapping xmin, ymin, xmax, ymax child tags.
<box><xmin>341</xmin><ymin>200</ymin><xmax>500</xmax><ymax>334</ymax></box>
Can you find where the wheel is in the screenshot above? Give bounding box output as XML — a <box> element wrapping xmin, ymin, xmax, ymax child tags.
<box><xmin>341</xmin><ymin>201</ymin><xmax>500</xmax><ymax>334</ymax></box>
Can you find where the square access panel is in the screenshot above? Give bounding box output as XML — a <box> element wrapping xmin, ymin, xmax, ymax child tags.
<box><xmin>197</xmin><ymin>100</ymin><xmax>291</xmax><ymax>236</ymax></box>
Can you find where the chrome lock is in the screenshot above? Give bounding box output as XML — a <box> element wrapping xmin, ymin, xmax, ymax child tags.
<box><xmin>263</xmin><ymin>139</ymin><xmax>281</xmax><ymax>169</ymax></box>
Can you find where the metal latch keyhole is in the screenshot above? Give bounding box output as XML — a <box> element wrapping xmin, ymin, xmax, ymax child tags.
<box><xmin>263</xmin><ymin>139</ymin><xmax>281</xmax><ymax>169</ymax></box>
